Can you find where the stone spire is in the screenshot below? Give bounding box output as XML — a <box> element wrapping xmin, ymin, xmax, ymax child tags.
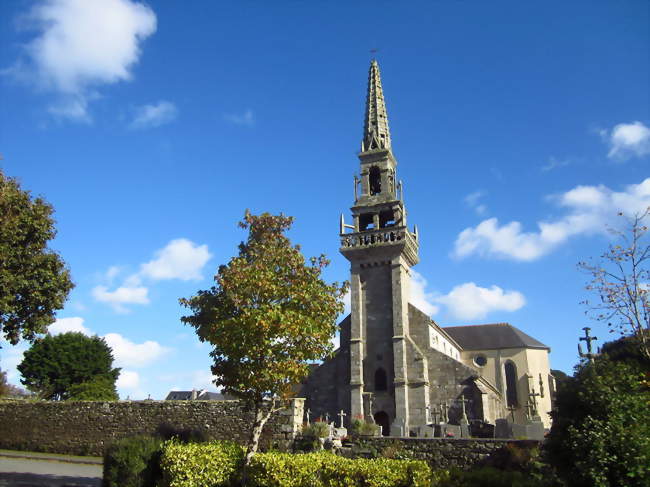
<box><xmin>362</xmin><ymin>60</ymin><xmax>391</xmax><ymax>152</ymax></box>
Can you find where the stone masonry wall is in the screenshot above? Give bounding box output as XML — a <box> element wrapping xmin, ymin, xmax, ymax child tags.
<box><xmin>0</xmin><ymin>398</ymin><xmax>304</xmax><ymax>456</ymax></box>
<box><xmin>351</xmin><ymin>437</ymin><xmax>541</xmax><ymax>471</ymax></box>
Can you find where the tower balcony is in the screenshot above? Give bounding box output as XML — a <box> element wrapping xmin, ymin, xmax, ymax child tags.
<box><xmin>339</xmin><ymin>226</ymin><xmax>419</xmax><ymax>266</ymax></box>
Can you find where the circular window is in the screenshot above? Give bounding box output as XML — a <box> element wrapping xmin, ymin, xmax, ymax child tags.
<box><xmin>474</xmin><ymin>354</ymin><xmax>487</xmax><ymax>367</ymax></box>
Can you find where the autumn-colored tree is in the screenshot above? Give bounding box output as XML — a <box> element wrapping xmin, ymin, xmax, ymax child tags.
<box><xmin>180</xmin><ymin>211</ymin><xmax>347</xmax><ymax>469</ymax></box>
<box><xmin>579</xmin><ymin>208</ymin><xmax>649</xmax><ymax>359</ymax></box>
<box><xmin>0</xmin><ymin>170</ymin><xmax>74</xmax><ymax>345</ymax></box>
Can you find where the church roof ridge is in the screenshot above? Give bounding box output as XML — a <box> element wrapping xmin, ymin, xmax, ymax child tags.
<box><xmin>361</xmin><ymin>59</ymin><xmax>391</xmax><ymax>152</ymax></box>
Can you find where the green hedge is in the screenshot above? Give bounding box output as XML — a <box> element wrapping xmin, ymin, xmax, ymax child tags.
<box><xmin>158</xmin><ymin>443</ymin><xmax>432</xmax><ymax>487</ymax></box>
<box><xmin>102</xmin><ymin>435</ymin><xmax>163</xmax><ymax>487</ymax></box>
<box><xmin>159</xmin><ymin>440</ymin><xmax>244</xmax><ymax>487</ymax></box>
<box><xmin>247</xmin><ymin>451</ymin><xmax>432</xmax><ymax>487</ymax></box>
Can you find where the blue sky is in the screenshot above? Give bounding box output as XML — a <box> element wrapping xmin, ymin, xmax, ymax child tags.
<box><xmin>1</xmin><ymin>0</ymin><xmax>648</xmax><ymax>399</ymax></box>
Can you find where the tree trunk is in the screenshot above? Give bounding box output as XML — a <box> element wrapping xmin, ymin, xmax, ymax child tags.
<box><xmin>241</xmin><ymin>401</ymin><xmax>274</xmax><ymax>486</ymax></box>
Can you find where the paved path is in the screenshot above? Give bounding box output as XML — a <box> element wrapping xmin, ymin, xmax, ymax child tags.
<box><xmin>0</xmin><ymin>450</ymin><xmax>102</xmax><ymax>487</ymax></box>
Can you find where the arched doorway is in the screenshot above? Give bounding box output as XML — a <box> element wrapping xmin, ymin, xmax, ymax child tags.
<box><xmin>374</xmin><ymin>411</ymin><xmax>390</xmax><ymax>436</ymax></box>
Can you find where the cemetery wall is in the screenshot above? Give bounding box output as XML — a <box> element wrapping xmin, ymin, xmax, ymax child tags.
<box><xmin>352</xmin><ymin>437</ymin><xmax>541</xmax><ymax>470</ymax></box>
<box><xmin>0</xmin><ymin>398</ymin><xmax>304</xmax><ymax>456</ymax></box>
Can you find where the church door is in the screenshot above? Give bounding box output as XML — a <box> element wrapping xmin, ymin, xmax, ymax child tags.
<box><xmin>374</xmin><ymin>411</ymin><xmax>390</xmax><ymax>436</ymax></box>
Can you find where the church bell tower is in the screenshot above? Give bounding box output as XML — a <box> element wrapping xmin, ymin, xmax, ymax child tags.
<box><xmin>340</xmin><ymin>60</ymin><xmax>420</xmax><ymax>433</ymax></box>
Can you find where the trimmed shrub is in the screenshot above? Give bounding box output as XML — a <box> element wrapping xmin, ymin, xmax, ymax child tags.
<box><xmin>159</xmin><ymin>440</ymin><xmax>244</xmax><ymax>487</ymax></box>
<box><xmin>102</xmin><ymin>435</ymin><xmax>162</xmax><ymax>487</ymax></box>
<box><xmin>248</xmin><ymin>450</ymin><xmax>432</xmax><ymax>487</ymax></box>
<box><xmin>437</xmin><ymin>466</ymin><xmax>561</xmax><ymax>487</ymax></box>
<box><xmin>302</xmin><ymin>421</ymin><xmax>330</xmax><ymax>438</ymax></box>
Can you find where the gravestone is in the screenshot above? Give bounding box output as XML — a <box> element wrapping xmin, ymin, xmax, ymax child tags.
<box><xmin>417</xmin><ymin>425</ymin><xmax>434</xmax><ymax>438</ymax></box>
<box><xmin>459</xmin><ymin>418</ymin><xmax>470</xmax><ymax>438</ymax></box>
<box><xmin>494</xmin><ymin>418</ymin><xmax>512</xmax><ymax>439</ymax></box>
<box><xmin>390</xmin><ymin>417</ymin><xmax>406</xmax><ymax>437</ymax></box>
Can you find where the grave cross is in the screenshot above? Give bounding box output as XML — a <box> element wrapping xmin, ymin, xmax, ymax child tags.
<box><xmin>578</xmin><ymin>327</ymin><xmax>600</xmax><ymax>363</ymax></box>
<box><xmin>305</xmin><ymin>408</ymin><xmax>311</xmax><ymax>425</ymax></box>
<box><xmin>457</xmin><ymin>395</ymin><xmax>470</xmax><ymax>422</ymax></box>
<box><xmin>528</xmin><ymin>386</ymin><xmax>541</xmax><ymax>417</ymax></box>
<box><xmin>338</xmin><ymin>410</ymin><xmax>346</xmax><ymax>428</ymax></box>
<box><xmin>431</xmin><ymin>407</ymin><xmax>439</xmax><ymax>424</ymax></box>
<box><xmin>525</xmin><ymin>401</ymin><xmax>533</xmax><ymax>421</ymax></box>
<box><xmin>440</xmin><ymin>402</ymin><xmax>449</xmax><ymax>423</ymax></box>
<box><xmin>506</xmin><ymin>405</ymin><xmax>516</xmax><ymax>422</ymax></box>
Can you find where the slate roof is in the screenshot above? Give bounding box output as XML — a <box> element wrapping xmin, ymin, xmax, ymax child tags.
<box><xmin>165</xmin><ymin>390</ymin><xmax>235</xmax><ymax>401</ymax></box>
<box><xmin>442</xmin><ymin>323</ymin><xmax>550</xmax><ymax>351</ymax></box>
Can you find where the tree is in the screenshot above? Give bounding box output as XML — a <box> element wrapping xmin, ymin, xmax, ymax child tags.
<box><xmin>545</xmin><ymin>337</ymin><xmax>650</xmax><ymax>487</ymax></box>
<box><xmin>180</xmin><ymin>211</ymin><xmax>347</xmax><ymax>468</ymax></box>
<box><xmin>17</xmin><ymin>332</ymin><xmax>120</xmax><ymax>400</ymax></box>
<box><xmin>0</xmin><ymin>367</ymin><xmax>30</xmax><ymax>398</ymax></box>
<box><xmin>0</xmin><ymin>366</ymin><xmax>8</xmax><ymax>397</ymax></box>
<box><xmin>579</xmin><ymin>208</ymin><xmax>650</xmax><ymax>359</ymax></box>
<box><xmin>0</xmin><ymin>170</ymin><xmax>74</xmax><ymax>345</ymax></box>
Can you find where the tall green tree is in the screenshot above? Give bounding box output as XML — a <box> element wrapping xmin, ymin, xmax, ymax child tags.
<box><xmin>546</xmin><ymin>336</ymin><xmax>650</xmax><ymax>487</ymax></box>
<box><xmin>180</xmin><ymin>211</ymin><xmax>347</xmax><ymax>468</ymax></box>
<box><xmin>578</xmin><ymin>208</ymin><xmax>649</xmax><ymax>358</ymax></box>
<box><xmin>17</xmin><ymin>332</ymin><xmax>120</xmax><ymax>400</ymax></box>
<box><xmin>0</xmin><ymin>170</ymin><xmax>74</xmax><ymax>345</ymax></box>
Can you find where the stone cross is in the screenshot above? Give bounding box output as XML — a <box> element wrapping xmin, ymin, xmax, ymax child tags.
<box><xmin>305</xmin><ymin>408</ymin><xmax>311</xmax><ymax>425</ymax></box>
<box><xmin>578</xmin><ymin>327</ymin><xmax>599</xmax><ymax>363</ymax></box>
<box><xmin>440</xmin><ymin>402</ymin><xmax>449</xmax><ymax>423</ymax></box>
<box><xmin>457</xmin><ymin>395</ymin><xmax>470</xmax><ymax>422</ymax></box>
<box><xmin>506</xmin><ymin>405</ymin><xmax>516</xmax><ymax>422</ymax></box>
<box><xmin>528</xmin><ymin>386</ymin><xmax>540</xmax><ymax>417</ymax></box>
<box><xmin>338</xmin><ymin>410</ymin><xmax>346</xmax><ymax>428</ymax></box>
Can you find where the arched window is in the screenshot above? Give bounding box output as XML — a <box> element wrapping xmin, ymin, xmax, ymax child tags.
<box><xmin>504</xmin><ymin>361</ymin><xmax>518</xmax><ymax>407</ymax></box>
<box><xmin>375</xmin><ymin>367</ymin><xmax>387</xmax><ymax>391</ymax></box>
<box><xmin>369</xmin><ymin>166</ymin><xmax>381</xmax><ymax>195</ymax></box>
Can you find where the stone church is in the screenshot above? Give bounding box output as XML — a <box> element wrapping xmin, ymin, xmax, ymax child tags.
<box><xmin>300</xmin><ymin>60</ymin><xmax>554</xmax><ymax>437</ymax></box>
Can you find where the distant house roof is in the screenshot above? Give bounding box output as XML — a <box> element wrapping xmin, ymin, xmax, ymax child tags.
<box><xmin>442</xmin><ymin>323</ymin><xmax>550</xmax><ymax>351</ymax></box>
<box><xmin>165</xmin><ymin>390</ymin><xmax>235</xmax><ymax>401</ymax></box>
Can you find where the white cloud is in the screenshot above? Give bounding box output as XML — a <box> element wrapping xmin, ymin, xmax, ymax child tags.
<box><xmin>434</xmin><ymin>282</ymin><xmax>525</xmax><ymax>321</ymax></box>
<box><xmin>49</xmin><ymin>317</ymin><xmax>91</xmax><ymax>335</ymax></box>
<box><xmin>224</xmin><ymin>109</ymin><xmax>255</xmax><ymax>127</ymax></box>
<box><xmin>8</xmin><ymin>0</ymin><xmax>156</xmax><ymax>121</ymax></box>
<box><xmin>454</xmin><ymin>178</ymin><xmax>650</xmax><ymax>261</ymax></box>
<box><xmin>541</xmin><ymin>156</ymin><xmax>571</xmax><ymax>172</ymax></box>
<box><xmin>92</xmin><ymin>284</ymin><xmax>149</xmax><ymax>313</ymax></box>
<box><xmin>410</xmin><ymin>270</ymin><xmax>440</xmax><ymax>316</ymax></box>
<box><xmin>139</xmin><ymin>238</ymin><xmax>212</xmax><ymax>281</ymax></box>
<box><xmin>104</xmin><ymin>333</ymin><xmax>168</xmax><ymax>368</ymax></box>
<box><xmin>93</xmin><ymin>239</ymin><xmax>211</xmax><ymax>312</ymax></box>
<box><xmin>116</xmin><ymin>369</ymin><xmax>140</xmax><ymax>389</ymax></box>
<box><xmin>464</xmin><ymin>191</ymin><xmax>487</xmax><ymax>215</ymax></box>
<box><xmin>606</xmin><ymin>121</ymin><xmax>650</xmax><ymax>160</ymax></box>
<box><xmin>0</xmin><ymin>342</ymin><xmax>29</xmax><ymax>384</ymax></box>
<box><xmin>130</xmin><ymin>100</ymin><xmax>177</xmax><ymax>129</ymax></box>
